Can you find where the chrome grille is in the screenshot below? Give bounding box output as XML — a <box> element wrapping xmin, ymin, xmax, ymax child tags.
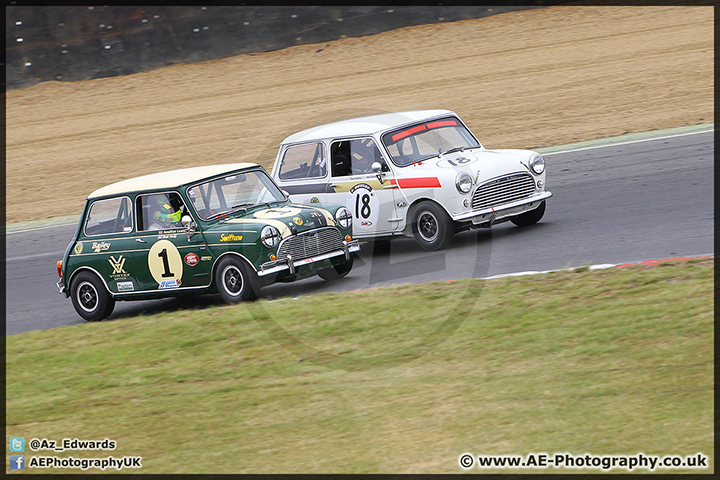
<box><xmin>472</xmin><ymin>173</ymin><xmax>536</xmax><ymax>210</ymax></box>
<box><xmin>277</xmin><ymin>227</ymin><xmax>344</xmax><ymax>262</ymax></box>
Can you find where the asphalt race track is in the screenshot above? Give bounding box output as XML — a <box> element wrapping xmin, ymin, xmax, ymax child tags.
<box><xmin>5</xmin><ymin>130</ymin><xmax>713</xmax><ymax>335</ymax></box>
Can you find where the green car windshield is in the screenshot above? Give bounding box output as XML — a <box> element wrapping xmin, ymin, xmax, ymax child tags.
<box><xmin>187</xmin><ymin>169</ymin><xmax>287</xmax><ymax>221</ymax></box>
<box><xmin>381</xmin><ymin>116</ymin><xmax>481</xmax><ymax>166</ymax></box>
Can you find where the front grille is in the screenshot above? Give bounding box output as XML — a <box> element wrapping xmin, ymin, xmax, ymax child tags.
<box><xmin>472</xmin><ymin>173</ymin><xmax>536</xmax><ymax>210</ymax></box>
<box><xmin>276</xmin><ymin>227</ymin><xmax>344</xmax><ymax>262</ymax></box>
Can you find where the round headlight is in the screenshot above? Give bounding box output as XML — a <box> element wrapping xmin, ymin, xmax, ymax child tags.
<box><xmin>260</xmin><ymin>225</ymin><xmax>280</xmax><ymax>248</ymax></box>
<box><xmin>335</xmin><ymin>207</ymin><xmax>352</xmax><ymax>229</ymax></box>
<box><xmin>455</xmin><ymin>172</ymin><xmax>473</xmax><ymax>194</ymax></box>
<box><xmin>529</xmin><ymin>154</ymin><xmax>545</xmax><ymax>175</ymax></box>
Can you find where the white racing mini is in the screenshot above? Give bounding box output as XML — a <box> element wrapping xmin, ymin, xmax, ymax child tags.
<box><xmin>271</xmin><ymin>109</ymin><xmax>552</xmax><ymax>250</ymax></box>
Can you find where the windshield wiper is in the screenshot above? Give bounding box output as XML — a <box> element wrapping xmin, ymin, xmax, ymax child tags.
<box><xmin>252</xmin><ymin>199</ymin><xmax>287</xmax><ymax>209</ymax></box>
<box><xmin>207</xmin><ymin>202</ymin><xmax>254</xmax><ymax>220</ymax></box>
<box><xmin>438</xmin><ymin>146</ymin><xmax>466</xmax><ymax>157</ymax></box>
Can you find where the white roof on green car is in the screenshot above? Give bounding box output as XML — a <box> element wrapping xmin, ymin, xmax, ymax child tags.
<box><xmin>88</xmin><ymin>163</ymin><xmax>258</xmax><ymax>199</ymax></box>
<box><xmin>281</xmin><ymin>109</ymin><xmax>455</xmax><ymax>144</ymax></box>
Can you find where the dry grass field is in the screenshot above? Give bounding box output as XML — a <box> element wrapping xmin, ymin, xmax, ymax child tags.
<box><xmin>5</xmin><ymin>5</ymin><xmax>713</xmax><ymax>224</ymax></box>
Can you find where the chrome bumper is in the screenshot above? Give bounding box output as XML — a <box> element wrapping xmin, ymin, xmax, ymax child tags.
<box><xmin>453</xmin><ymin>191</ymin><xmax>552</xmax><ymax>224</ymax></box>
<box><xmin>57</xmin><ymin>279</ymin><xmax>69</xmax><ymax>297</ymax></box>
<box><xmin>258</xmin><ymin>240</ymin><xmax>360</xmax><ymax>276</ymax></box>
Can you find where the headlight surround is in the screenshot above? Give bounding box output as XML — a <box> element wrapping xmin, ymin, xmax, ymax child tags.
<box><xmin>335</xmin><ymin>207</ymin><xmax>352</xmax><ymax>229</ymax></box>
<box><xmin>455</xmin><ymin>172</ymin><xmax>473</xmax><ymax>194</ymax></box>
<box><xmin>529</xmin><ymin>154</ymin><xmax>545</xmax><ymax>175</ymax></box>
<box><xmin>260</xmin><ymin>225</ymin><xmax>280</xmax><ymax>248</ymax></box>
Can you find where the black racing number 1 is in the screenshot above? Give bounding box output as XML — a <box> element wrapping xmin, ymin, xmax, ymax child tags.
<box><xmin>157</xmin><ymin>248</ymin><xmax>174</xmax><ymax>278</ymax></box>
<box><xmin>355</xmin><ymin>193</ymin><xmax>371</xmax><ymax>219</ymax></box>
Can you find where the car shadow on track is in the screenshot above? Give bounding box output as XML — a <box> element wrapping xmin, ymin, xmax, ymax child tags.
<box><xmin>103</xmin><ymin>222</ymin><xmax>553</xmax><ymax>322</ymax></box>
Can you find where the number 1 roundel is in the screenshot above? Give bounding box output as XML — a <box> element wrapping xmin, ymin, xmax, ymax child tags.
<box><xmin>148</xmin><ymin>240</ymin><xmax>183</xmax><ymax>286</ymax></box>
<box><xmin>346</xmin><ymin>183</ymin><xmax>379</xmax><ymax>230</ymax></box>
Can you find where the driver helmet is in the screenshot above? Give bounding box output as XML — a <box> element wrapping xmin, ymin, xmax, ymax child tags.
<box><xmin>153</xmin><ymin>197</ymin><xmax>182</xmax><ymax>224</ymax></box>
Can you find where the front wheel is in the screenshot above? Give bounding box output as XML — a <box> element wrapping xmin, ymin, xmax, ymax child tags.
<box><xmin>411</xmin><ymin>201</ymin><xmax>454</xmax><ymax>251</ymax></box>
<box><xmin>70</xmin><ymin>271</ymin><xmax>115</xmax><ymax>321</ymax></box>
<box><xmin>317</xmin><ymin>254</ymin><xmax>354</xmax><ymax>281</ymax></box>
<box><xmin>510</xmin><ymin>201</ymin><xmax>546</xmax><ymax>227</ymax></box>
<box><xmin>215</xmin><ymin>256</ymin><xmax>258</xmax><ymax>304</ymax></box>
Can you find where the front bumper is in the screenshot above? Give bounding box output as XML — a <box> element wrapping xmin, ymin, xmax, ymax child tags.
<box><xmin>258</xmin><ymin>240</ymin><xmax>360</xmax><ymax>276</ymax></box>
<box><xmin>453</xmin><ymin>191</ymin><xmax>552</xmax><ymax>225</ymax></box>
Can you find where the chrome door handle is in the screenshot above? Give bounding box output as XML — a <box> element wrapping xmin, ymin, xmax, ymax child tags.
<box><xmin>136</xmin><ymin>238</ymin><xmax>146</xmax><ymax>243</ymax></box>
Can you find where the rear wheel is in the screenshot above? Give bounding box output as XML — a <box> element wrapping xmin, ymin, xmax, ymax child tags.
<box><xmin>215</xmin><ymin>256</ymin><xmax>258</xmax><ymax>304</ymax></box>
<box><xmin>70</xmin><ymin>271</ymin><xmax>115</xmax><ymax>321</ymax></box>
<box><xmin>510</xmin><ymin>201</ymin><xmax>546</xmax><ymax>227</ymax></box>
<box><xmin>317</xmin><ymin>255</ymin><xmax>354</xmax><ymax>281</ymax></box>
<box><xmin>411</xmin><ymin>201</ymin><xmax>454</xmax><ymax>251</ymax></box>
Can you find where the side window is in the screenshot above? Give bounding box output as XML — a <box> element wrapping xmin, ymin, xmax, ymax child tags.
<box><xmin>278</xmin><ymin>143</ymin><xmax>327</xmax><ymax>180</ymax></box>
<box><xmin>137</xmin><ymin>192</ymin><xmax>187</xmax><ymax>232</ymax></box>
<box><xmin>331</xmin><ymin>138</ymin><xmax>386</xmax><ymax>177</ymax></box>
<box><xmin>85</xmin><ymin>197</ymin><xmax>133</xmax><ymax>236</ymax></box>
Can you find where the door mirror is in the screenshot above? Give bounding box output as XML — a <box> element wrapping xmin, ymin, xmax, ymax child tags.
<box><xmin>181</xmin><ymin>215</ymin><xmax>194</xmax><ymax>229</ymax></box>
<box><xmin>372</xmin><ymin>162</ymin><xmax>385</xmax><ymax>185</ymax></box>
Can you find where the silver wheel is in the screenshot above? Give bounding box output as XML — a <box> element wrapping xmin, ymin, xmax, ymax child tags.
<box><xmin>76</xmin><ymin>280</ymin><xmax>99</xmax><ymax>313</ymax></box>
<box><xmin>221</xmin><ymin>264</ymin><xmax>244</xmax><ymax>297</ymax></box>
<box><xmin>417</xmin><ymin>210</ymin><xmax>439</xmax><ymax>243</ymax></box>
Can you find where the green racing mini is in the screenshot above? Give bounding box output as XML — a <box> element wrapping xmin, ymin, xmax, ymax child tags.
<box><xmin>57</xmin><ymin>163</ymin><xmax>359</xmax><ymax>321</ymax></box>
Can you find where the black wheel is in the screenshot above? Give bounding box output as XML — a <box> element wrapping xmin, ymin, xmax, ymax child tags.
<box><xmin>317</xmin><ymin>254</ymin><xmax>354</xmax><ymax>281</ymax></box>
<box><xmin>510</xmin><ymin>201</ymin><xmax>546</xmax><ymax>227</ymax></box>
<box><xmin>215</xmin><ymin>256</ymin><xmax>258</xmax><ymax>304</ymax></box>
<box><xmin>70</xmin><ymin>271</ymin><xmax>115</xmax><ymax>322</ymax></box>
<box><xmin>411</xmin><ymin>201</ymin><xmax>454</xmax><ymax>251</ymax></box>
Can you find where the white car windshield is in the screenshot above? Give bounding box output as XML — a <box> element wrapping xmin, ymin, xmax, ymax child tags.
<box><xmin>187</xmin><ymin>169</ymin><xmax>287</xmax><ymax>221</ymax></box>
<box><xmin>381</xmin><ymin>116</ymin><xmax>481</xmax><ymax>166</ymax></box>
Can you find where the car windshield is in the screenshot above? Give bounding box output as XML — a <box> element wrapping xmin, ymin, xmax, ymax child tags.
<box><xmin>187</xmin><ymin>169</ymin><xmax>287</xmax><ymax>221</ymax></box>
<box><xmin>381</xmin><ymin>116</ymin><xmax>481</xmax><ymax>166</ymax></box>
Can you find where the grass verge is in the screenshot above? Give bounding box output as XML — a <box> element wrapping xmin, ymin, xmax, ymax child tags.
<box><xmin>6</xmin><ymin>257</ymin><xmax>714</xmax><ymax>474</ymax></box>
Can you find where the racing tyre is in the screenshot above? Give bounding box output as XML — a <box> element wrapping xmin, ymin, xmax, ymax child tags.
<box><xmin>215</xmin><ymin>256</ymin><xmax>258</xmax><ymax>304</ymax></box>
<box><xmin>317</xmin><ymin>254</ymin><xmax>354</xmax><ymax>281</ymax></box>
<box><xmin>412</xmin><ymin>201</ymin><xmax>454</xmax><ymax>251</ymax></box>
<box><xmin>70</xmin><ymin>271</ymin><xmax>115</xmax><ymax>322</ymax></box>
<box><xmin>510</xmin><ymin>201</ymin><xmax>546</xmax><ymax>227</ymax></box>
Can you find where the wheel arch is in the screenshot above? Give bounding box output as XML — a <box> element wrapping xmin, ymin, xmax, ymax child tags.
<box><xmin>210</xmin><ymin>251</ymin><xmax>258</xmax><ymax>284</ymax></box>
<box><xmin>67</xmin><ymin>266</ymin><xmax>114</xmax><ymax>298</ymax></box>
<box><xmin>402</xmin><ymin>197</ymin><xmax>453</xmax><ymax>236</ymax></box>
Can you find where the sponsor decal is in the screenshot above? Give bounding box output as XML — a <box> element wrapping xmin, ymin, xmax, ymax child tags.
<box><xmin>91</xmin><ymin>241</ymin><xmax>111</xmax><ymax>253</ymax></box>
<box><xmin>200</xmin><ymin>255</ymin><xmax>213</xmax><ymax>262</ymax></box>
<box><xmin>361</xmin><ymin>221</ymin><xmax>373</xmax><ymax>227</ymax></box>
<box><xmin>310</xmin><ymin>197</ymin><xmax>320</xmax><ymax>203</ymax></box>
<box><xmin>293</xmin><ymin>216</ymin><xmax>304</xmax><ymax>226</ymax></box>
<box><xmin>117</xmin><ymin>281</ymin><xmax>134</xmax><ymax>292</ymax></box>
<box><xmin>157</xmin><ymin>234</ymin><xmax>178</xmax><ymax>239</ymax></box>
<box><xmin>108</xmin><ymin>255</ymin><xmax>130</xmax><ymax>280</ymax></box>
<box><xmin>220</xmin><ymin>233</ymin><xmax>243</xmax><ymax>242</ymax></box>
<box><xmin>159</xmin><ymin>279</ymin><xmax>181</xmax><ymax>289</ymax></box>
<box><xmin>185</xmin><ymin>253</ymin><xmax>199</xmax><ymax>266</ymax></box>
<box><xmin>73</xmin><ymin>242</ymin><xmax>83</xmax><ymax>255</ymax></box>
